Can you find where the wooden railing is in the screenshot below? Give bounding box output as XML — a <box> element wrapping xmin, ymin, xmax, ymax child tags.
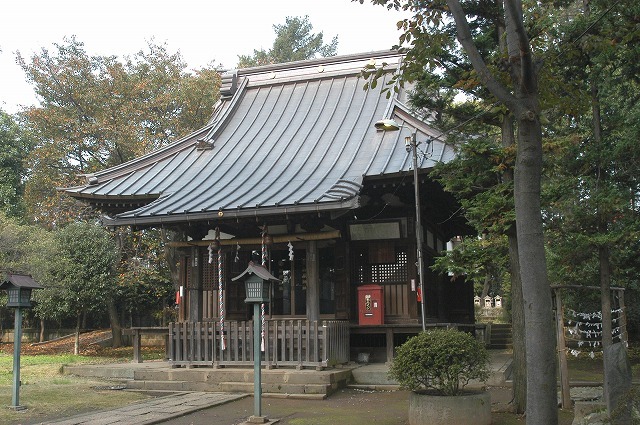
<box><xmin>168</xmin><ymin>319</ymin><xmax>350</xmax><ymax>369</ymax></box>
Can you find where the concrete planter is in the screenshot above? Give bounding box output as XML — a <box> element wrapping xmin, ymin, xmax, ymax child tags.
<box><xmin>408</xmin><ymin>390</ymin><xmax>491</xmax><ymax>425</ymax></box>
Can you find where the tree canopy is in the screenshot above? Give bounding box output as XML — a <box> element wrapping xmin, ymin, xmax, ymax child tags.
<box><xmin>364</xmin><ymin>0</ymin><xmax>640</xmax><ymax>421</ymax></box>
<box><xmin>0</xmin><ymin>110</ymin><xmax>32</xmax><ymax>219</ymax></box>
<box><xmin>0</xmin><ymin>37</ymin><xmax>220</xmax><ymax>340</ymax></box>
<box><xmin>17</xmin><ymin>37</ymin><xmax>221</xmax><ymax>226</ymax></box>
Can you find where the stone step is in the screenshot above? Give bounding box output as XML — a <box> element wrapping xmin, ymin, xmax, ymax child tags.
<box><xmin>127</xmin><ymin>380</ymin><xmax>209</xmax><ymax>392</ymax></box>
<box><xmin>126</xmin><ymin>378</ymin><xmax>334</xmax><ymax>397</ymax></box>
<box><xmin>64</xmin><ymin>364</ymin><xmax>135</xmax><ymax>380</ymax></box>
<box><xmin>133</xmin><ymin>367</ymin><xmax>352</xmax><ymax>386</ymax></box>
<box><xmin>491</xmin><ymin>323</ymin><xmax>512</xmax><ymax>329</ymax></box>
<box><xmin>122</xmin><ymin>366</ymin><xmax>353</xmax><ymax>397</ymax></box>
<box><xmin>218</xmin><ymin>381</ymin><xmax>333</xmax><ymax>395</ymax></box>
<box><xmin>489</xmin><ymin>343</ymin><xmax>513</xmax><ymax>350</ymax></box>
<box><xmin>489</xmin><ymin>324</ymin><xmax>512</xmax><ymax>349</ymax></box>
<box><xmin>351</xmin><ymin>364</ymin><xmax>398</xmax><ymax>386</ymax></box>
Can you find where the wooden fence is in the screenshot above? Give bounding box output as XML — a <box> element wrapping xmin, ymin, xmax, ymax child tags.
<box><xmin>168</xmin><ymin>319</ymin><xmax>350</xmax><ymax>369</ymax></box>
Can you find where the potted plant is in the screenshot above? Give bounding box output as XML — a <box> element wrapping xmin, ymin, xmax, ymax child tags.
<box><xmin>389</xmin><ymin>328</ymin><xmax>491</xmax><ymax>425</ymax></box>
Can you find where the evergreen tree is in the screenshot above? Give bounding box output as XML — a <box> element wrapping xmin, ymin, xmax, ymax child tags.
<box><xmin>237</xmin><ymin>16</ymin><xmax>338</xmax><ymax>68</ymax></box>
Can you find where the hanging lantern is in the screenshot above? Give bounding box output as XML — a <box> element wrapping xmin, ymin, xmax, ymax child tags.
<box><xmin>1</xmin><ymin>273</ymin><xmax>43</xmax><ymax>309</ymax></box>
<box><xmin>232</xmin><ymin>262</ymin><xmax>279</xmax><ymax>304</ymax></box>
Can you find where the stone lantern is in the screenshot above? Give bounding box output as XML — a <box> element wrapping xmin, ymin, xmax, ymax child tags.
<box><xmin>1</xmin><ymin>272</ymin><xmax>42</xmax><ymax>308</ymax></box>
<box><xmin>236</xmin><ymin>265</ymin><xmax>273</xmax><ymax>304</ymax></box>
<box><xmin>1</xmin><ymin>272</ymin><xmax>43</xmax><ymax>410</ymax></box>
<box><xmin>232</xmin><ymin>262</ymin><xmax>279</xmax><ymax>424</ymax></box>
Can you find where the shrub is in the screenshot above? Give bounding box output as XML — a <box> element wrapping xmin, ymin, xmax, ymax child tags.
<box><xmin>389</xmin><ymin>328</ymin><xmax>489</xmax><ymax>396</ymax></box>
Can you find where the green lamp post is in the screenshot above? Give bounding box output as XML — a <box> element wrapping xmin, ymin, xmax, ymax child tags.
<box><xmin>1</xmin><ymin>272</ymin><xmax>43</xmax><ymax>410</ymax></box>
<box><xmin>232</xmin><ymin>262</ymin><xmax>279</xmax><ymax>424</ymax></box>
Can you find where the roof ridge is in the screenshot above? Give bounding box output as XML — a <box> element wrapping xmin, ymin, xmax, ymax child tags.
<box><xmin>234</xmin><ymin>50</ymin><xmax>402</xmax><ymax>76</ymax></box>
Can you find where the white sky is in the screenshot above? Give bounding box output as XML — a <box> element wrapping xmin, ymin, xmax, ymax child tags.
<box><xmin>0</xmin><ymin>0</ymin><xmax>408</xmax><ymax>114</ymax></box>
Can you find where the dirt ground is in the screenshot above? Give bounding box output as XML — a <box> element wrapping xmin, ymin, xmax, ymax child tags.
<box><xmin>163</xmin><ymin>388</ymin><xmax>417</xmax><ymax>425</ymax></box>
<box><xmin>0</xmin><ymin>329</ymin><xmax>113</xmax><ymax>356</ymax></box>
<box><xmin>158</xmin><ymin>387</ymin><xmax>573</xmax><ymax>425</ymax></box>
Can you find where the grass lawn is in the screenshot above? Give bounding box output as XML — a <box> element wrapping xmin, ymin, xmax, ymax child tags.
<box><xmin>0</xmin><ymin>347</ymin><xmax>162</xmax><ymax>424</ymax></box>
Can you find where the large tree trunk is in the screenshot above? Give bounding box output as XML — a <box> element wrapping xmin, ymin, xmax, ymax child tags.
<box><xmin>592</xmin><ymin>79</ymin><xmax>613</xmax><ymax>395</ymax></box>
<box><xmin>502</xmin><ymin>113</ymin><xmax>526</xmax><ymax>414</ymax></box>
<box><xmin>39</xmin><ymin>318</ymin><xmax>45</xmax><ymax>343</ymax></box>
<box><xmin>508</xmin><ymin>229</ymin><xmax>526</xmax><ymax>413</ymax></box>
<box><xmin>444</xmin><ymin>1</ymin><xmax>557</xmax><ymax>421</ymax></box>
<box><xmin>590</xmin><ymin>76</ymin><xmax>628</xmax><ymax>421</ymax></box>
<box><xmin>480</xmin><ymin>275</ymin><xmax>491</xmax><ymax>299</ymax></box>
<box><xmin>514</xmin><ymin>108</ymin><xmax>556</xmax><ymax>424</ymax></box>
<box><xmin>107</xmin><ymin>298</ymin><xmax>123</xmax><ymax>348</ymax></box>
<box><xmin>506</xmin><ymin>5</ymin><xmax>557</xmax><ymax>415</ymax></box>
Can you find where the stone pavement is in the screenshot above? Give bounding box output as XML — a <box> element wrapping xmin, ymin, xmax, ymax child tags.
<box><xmin>41</xmin><ymin>392</ymin><xmax>247</xmax><ymax>425</ymax></box>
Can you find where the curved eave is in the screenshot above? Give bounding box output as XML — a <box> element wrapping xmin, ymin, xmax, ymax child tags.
<box><xmin>65</xmin><ymin>191</ymin><xmax>160</xmax><ymax>203</ymax></box>
<box><xmin>102</xmin><ymin>197</ymin><xmax>360</xmax><ymax>227</ymax></box>
<box><xmin>65</xmin><ymin>191</ymin><xmax>161</xmax><ymax>215</ymax></box>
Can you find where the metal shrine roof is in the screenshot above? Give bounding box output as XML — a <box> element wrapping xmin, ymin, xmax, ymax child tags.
<box><xmin>62</xmin><ymin>51</ymin><xmax>455</xmax><ymax>226</ymax></box>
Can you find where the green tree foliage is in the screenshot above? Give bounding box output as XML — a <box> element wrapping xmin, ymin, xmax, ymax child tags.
<box><xmin>375</xmin><ymin>0</ymin><xmax>640</xmax><ymax>419</ymax></box>
<box><xmin>237</xmin><ymin>16</ymin><xmax>338</xmax><ymax>68</ymax></box>
<box><xmin>539</xmin><ymin>3</ymin><xmax>640</xmax><ymax>416</ymax></box>
<box><xmin>17</xmin><ymin>37</ymin><xmax>221</xmax><ymax>226</ymax></box>
<box><xmin>0</xmin><ymin>213</ymin><xmax>48</xmax><ymax>327</ymax></box>
<box><xmin>12</xmin><ymin>36</ymin><xmax>223</xmax><ymax>341</ymax></box>
<box><xmin>430</xmin><ymin>137</ymin><xmax>513</xmax><ymax>295</ymax></box>
<box><xmin>32</xmin><ymin>222</ymin><xmax>118</xmax><ymax>352</ymax></box>
<box><xmin>0</xmin><ymin>110</ymin><xmax>32</xmax><ymax>219</ymax></box>
<box><xmin>361</xmin><ymin>0</ymin><xmax>557</xmax><ymax>421</ymax></box>
<box><xmin>542</xmin><ymin>0</ymin><xmax>640</xmax><ymax>327</ymax></box>
<box><xmin>115</xmin><ymin>228</ymin><xmax>173</xmax><ymax>325</ymax></box>
<box><xmin>0</xmin><ymin>212</ymin><xmax>34</xmax><ymax>272</ymax></box>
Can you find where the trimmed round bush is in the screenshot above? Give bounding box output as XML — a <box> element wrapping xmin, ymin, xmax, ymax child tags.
<box><xmin>389</xmin><ymin>328</ymin><xmax>489</xmax><ymax>396</ymax></box>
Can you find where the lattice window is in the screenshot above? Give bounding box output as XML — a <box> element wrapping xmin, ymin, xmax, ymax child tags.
<box><xmin>181</xmin><ymin>257</ymin><xmax>193</xmax><ymax>289</ymax></box>
<box><xmin>370</xmin><ymin>250</ymin><xmax>407</xmax><ymax>284</ymax></box>
<box><xmin>355</xmin><ymin>246</ymin><xmax>408</xmax><ymax>285</ymax></box>
<box><xmin>202</xmin><ymin>254</ymin><xmax>220</xmax><ymax>290</ymax></box>
<box><xmin>183</xmin><ymin>252</ymin><xmax>225</xmax><ymax>290</ymax></box>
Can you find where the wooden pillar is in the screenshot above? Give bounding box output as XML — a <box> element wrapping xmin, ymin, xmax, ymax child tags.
<box><xmin>189</xmin><ymin>246</ymin><xmax>203</xmax><ymax>322</ymax></box>
<box><xmin>306</xmin><ymin>240</ymin><xmax>320</xmax><ymax>321</ymax></box>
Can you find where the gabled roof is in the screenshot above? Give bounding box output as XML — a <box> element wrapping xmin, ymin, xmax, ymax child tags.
<box><xmin>231</xmin><ymin>262</ymin><xmax>280</xmax><ymax>282</ymax></box>
<box><xmin>62</xmin><ymin>51</ymin><xmax>454</xmax><ymax>227</ymax></box>
<box><xmin>1</xmin><ymin>272</ymin><xmax>43</xmax><ymax>289</ymax></box>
